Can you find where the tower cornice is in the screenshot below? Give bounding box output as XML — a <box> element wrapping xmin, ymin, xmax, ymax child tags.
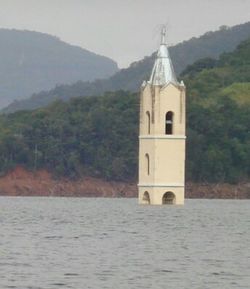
<box><xmin>139</xmin><ymin>135</ymin><xmax>186</xmax><ymax>139</ymax></box>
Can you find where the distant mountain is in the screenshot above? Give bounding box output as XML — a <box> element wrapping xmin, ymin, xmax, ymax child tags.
<box><xmin>3</xmin><ymin>22</ymin><xmax>250</xmax><ymax>113</ymax></box>
<box><xmin>0</xmin><ymin>29</ymin><xmax>118</xmax><ymax>108</ymax></box>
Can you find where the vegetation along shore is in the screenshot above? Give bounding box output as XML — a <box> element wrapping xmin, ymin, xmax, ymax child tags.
<box><xmin>0</xmin><ymin>36</ymin><xmax>249</xmax><ymax>199</ymax></box>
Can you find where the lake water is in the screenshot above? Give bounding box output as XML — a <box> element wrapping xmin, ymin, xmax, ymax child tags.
<box><xmin>0</xmin><ymin>197</ymin><xmax>249</xmax><ymax>289</ymax></box>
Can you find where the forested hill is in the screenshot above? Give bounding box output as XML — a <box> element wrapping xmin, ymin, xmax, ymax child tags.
<box><xmin>4</xmin><ymin>21</ymin><xmax>250</xmax><ymax>113</ymax></box>
<box><xmin>0</xmin><ymin>29</ymin><xmax>118</xmax><ymax>108</ymax></box>
<box><xmin>184</xmin><ymin>38</ymin><xmax>250</xmax><ymax>182</ymax></box>
<box><xmin>0</xmin><ymin>39</ymin><xmax>249</xmax><ymax>184</ymax></box>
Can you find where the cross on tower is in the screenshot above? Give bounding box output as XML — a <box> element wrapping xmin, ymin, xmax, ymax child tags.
<box><xmin>161</xmin><ymin>26</ymin><xmax>167</xmax><ymax>44</ymax></box>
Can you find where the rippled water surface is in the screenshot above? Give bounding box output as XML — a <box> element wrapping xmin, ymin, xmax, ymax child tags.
<box><xmin>0</xmin><ymin>197</ymin><xmax>249</xmax><ymax>289</ymax></box>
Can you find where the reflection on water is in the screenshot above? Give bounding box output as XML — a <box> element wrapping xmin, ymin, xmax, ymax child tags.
<box><xmin>0</xmin><ymin>197</ymin><xmax>249</xmax><ymax>289</ymax></box>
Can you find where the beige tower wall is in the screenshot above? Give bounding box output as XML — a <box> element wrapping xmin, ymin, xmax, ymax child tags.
<box><xmin>138</xmin><ymin>82</ymin><xmax>186</xmax><ymax>205</ymax></box>
<box><xmin>139</xmin><ymin>83</ymin><xmax>186</xmax><ymax>135</ymax></box>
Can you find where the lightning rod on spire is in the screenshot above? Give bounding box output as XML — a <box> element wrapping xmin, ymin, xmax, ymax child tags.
<box><xmin>161</xmin><ymin>25</ymin><xmax>166</xmax><ymax>44</ymax></box>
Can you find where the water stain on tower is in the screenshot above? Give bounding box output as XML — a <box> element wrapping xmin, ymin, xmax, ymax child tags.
<box><xmin>138</xmin><ymin>27</ymin><xmax>186</xmax><ymax>205</ymax></box>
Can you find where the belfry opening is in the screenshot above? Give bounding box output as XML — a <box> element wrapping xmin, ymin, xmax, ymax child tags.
<box><xmin>165</xmin><ymin>111</ymin><xmax>173</xmax><ymax>134</ymax></box>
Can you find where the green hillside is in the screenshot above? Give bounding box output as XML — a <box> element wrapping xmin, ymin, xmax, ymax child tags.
<box><xmin>4</xmin><ymin>22</ymin><xmax>250</xmax><ymax>113</ymax></box>
<box><xmin>184</xmin><ymin>39</ymin><xmax>250</xmax><ymax>182</ymax></box>
<box><xmin>0</xmin><ymin>39</ymin><xmax>249</xmax><ymax>184</ymax></box>
<box><xmin>220</xmin><ymin>83</ymin><xmax>250</xmax><ymax>105</ymax></box>
<box><xmin>0</xmin><ymin>29</ymin><xmax>118</xmax><ymax>108</ymax></box>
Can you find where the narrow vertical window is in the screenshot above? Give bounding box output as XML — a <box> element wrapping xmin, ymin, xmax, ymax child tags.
<box><xmin>145</xmin><ymin>153</ymin><xmax>150</xmax><ymax>175</ymax></box>
<box><xmin>165</xmin><ymin>111</ymin><xmax>173</xmax><ymax>135</ymax></box>
<box><xmin>146</xmin><ymin>111</ymin><xmax>150</xmax><ymax>134</ymax></box>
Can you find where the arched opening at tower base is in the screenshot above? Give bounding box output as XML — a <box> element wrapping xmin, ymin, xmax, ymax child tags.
<box><xmin>162</xmin><ymin>191</ymin><xmax>176</xmax><ymax>205</ymax></box>
<box><xmin>142</xmin><ymin>191</ymin><xmax>150</xmax><ymax>204</ymax></box>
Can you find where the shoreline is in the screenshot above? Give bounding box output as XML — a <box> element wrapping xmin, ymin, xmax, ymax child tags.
<box><xmin>0</xmin><ymin>166</ymin><xmax>249</xmax><ymax>199</ymax></box>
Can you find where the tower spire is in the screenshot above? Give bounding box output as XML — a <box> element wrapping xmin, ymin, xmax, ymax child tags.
<box><xmin>149</xmin><ymin>27</ymin><xmax>178</xmax><ymax>86</ymax></box>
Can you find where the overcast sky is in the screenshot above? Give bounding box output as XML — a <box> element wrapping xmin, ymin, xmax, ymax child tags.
<box><xmin>0</xmin><ymin>0</ymin><xmax>249</xmax><ymax>68</ymax></box>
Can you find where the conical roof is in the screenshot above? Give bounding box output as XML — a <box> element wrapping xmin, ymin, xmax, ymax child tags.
<box><xmin>149</xmin><ymin>28</ymin><xmax>178</xmax><ymax>86</ymax></box>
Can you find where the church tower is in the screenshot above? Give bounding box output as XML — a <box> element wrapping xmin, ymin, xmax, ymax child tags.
<box><xmin>138</xmin><ymin>27</ymin><xmax>186</xmax><ymax>205</ymax></box>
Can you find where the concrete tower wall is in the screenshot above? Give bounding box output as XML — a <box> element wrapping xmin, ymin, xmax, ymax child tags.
<box><xmin>138</xmin><ymin>33</ymin><xmax>186</xmax><ymax>205</ymax></box>
<box><xmin>138</xmin><ymin>28</ymin><xmax>186</xmax><ymax>205</ymax></box>
<box><xmin>138</xmin><ymin>80</ymin><xmax>186</xmax><ymax>205</ymax></box>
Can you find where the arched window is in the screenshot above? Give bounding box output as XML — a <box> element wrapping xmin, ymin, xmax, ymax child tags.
<box><xmin>142</xmin><ymin>191</ymin><xmax>150</xmax><ymax>204</ymax></box>
<box><xmin>146</xmin><ymin>111</ymin><xmax>150</xmax><ymax>134</ymax></box>
<box><xmin>165</xmin><ymin>111</ymin><xmax>173</xmax><ymax>135</ymax></box>
<box><xmin>145</xmin><ymin>153</ymin><xmax>150</xmax><ymax>175</ymax></box>
<box><xmin>162</xmin><ymin>191</ymin><xmax>176</xmax><ymax>205</ymax></box>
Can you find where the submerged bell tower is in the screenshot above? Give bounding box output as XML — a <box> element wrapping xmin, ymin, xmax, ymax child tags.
<box><xmin>138</xmin><ymin>27</ymin><xmax>186</xmax><ymax>205</ymax></box>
